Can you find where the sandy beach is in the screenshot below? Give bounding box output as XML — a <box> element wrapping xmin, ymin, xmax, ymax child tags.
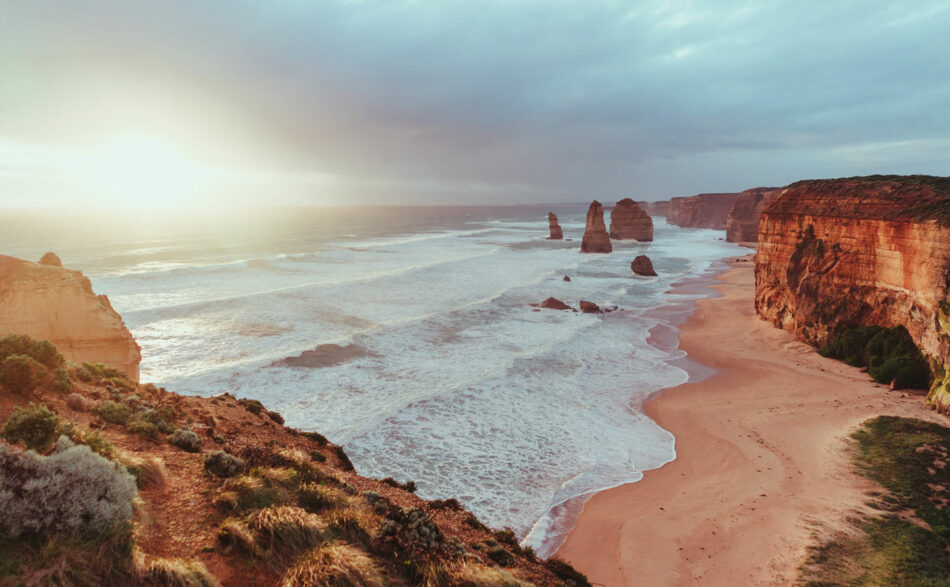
<box><xmin>557</xmin><ymin>260</ymin><xmax>946</xmax><ymax>585</ymax></box>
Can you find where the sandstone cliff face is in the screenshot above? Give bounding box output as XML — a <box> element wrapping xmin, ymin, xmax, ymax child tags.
<box><xmin>649</xmin><ymin>201</ymin><xmax>670</xmax><ymax>217</ymax></box>
<box><xmin>753</xmin><ymin>176</ymin><xmax>950</xmax><ymax>410</ymax></box>
<box><xmin>609</xmin><ymin>198</ymin><xmax>653</xmax><ymax>241</ymax></box>
<box><xmin>580</xmin><ymin>201</ymin><xmax>612</xmax><ymax>253</ymax></box>
<box><xmin>725</xmin><ymin>187</ymin><xmax>780</xmax><ymax>243</ymax></box>
<box><xmin>667</xmin><ymin>193</ymin><xmax>739</xmax><ymax>229</ymax></box>
<box><xmin>547</xmin><ymin>212</ymin><xmax>563</xmax><ymax>240</ymax></box>
<box><xmin>0</xmin><ymin>255</ymin><xmax>141</xmax><ymax>381</ymax></box>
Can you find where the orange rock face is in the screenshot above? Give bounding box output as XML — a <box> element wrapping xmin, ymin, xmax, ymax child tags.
<box><xmin>725</xmin><ymin>187</ymin><xmax>780</xmax><ymax>243</ymax></box>
<box><xmin>609</xmin><ymin>198</ymin><xmax>653</xmax><ymax>241</ymax></box>
<box><xmin>548</xmin><ymin>212</ymin><xmax>563</xmax><ymax>240</ymax></box>
<box><xmin>753</xmin><ymin>176</ymin><xmax>950</xmax><ymax>409</ymax></box>
<box><xmin>631</xmin><ymin>255</ymin><xmax>657</xmax><ymax>276</ymax></box>
<box><xmin>0</xmin><ymin>255</ymin><xmax>141</xmax><ymax>381</ymax></box>
<box><xmin>580</xmin><ymin>201</ymin><xmax>612</xmax><ymax>253</ymax></box>
<box><xmin>667</xmin><ymin>193</ymin><xmax>739</xmax><ymax>229</ymax></box>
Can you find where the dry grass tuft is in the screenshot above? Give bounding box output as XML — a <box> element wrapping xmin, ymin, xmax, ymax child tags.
<box><xmin>449</xmin><ymin>560</ymin><xmax>535</xmax><ymax>586</ymax></box>
<box><xmin>279</xmin><ymin>541</ymin><xmax>386</xmax><ymax>587</ymax></box>
<box><xmin>139</xmin><ymin>557</ymin><xmax>218</xmax><ymax>586</ymax></box>
<box><xmin>129</xmin><ymin>456</ymin><xmax>167</xmax><ymax>490</ymax></box>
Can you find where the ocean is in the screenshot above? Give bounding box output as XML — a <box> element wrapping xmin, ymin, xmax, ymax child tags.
<box><xmin>0</xmin><ymin>204</ymin><xmax>749</xmax><ymax>555</ymax></box>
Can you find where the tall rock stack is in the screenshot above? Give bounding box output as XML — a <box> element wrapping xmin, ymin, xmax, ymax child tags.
<box><xmin>609</xmin><ymin>198</ymin><xmax>654</xmax><ymax>241</ymax></box>
<box><xmin>0</xmin><ymin>254</ymin><xmax>142</xmax><ymax>381</ymax></box>
<box><xmin>547</xmin><ymin>212</ymin><xmax>563</xmax><ymax>240</ymax></box>
<box><xmin>580</xmin><ymin>201</ymin><xmax>612</xmax><ymax>253</ymax></box>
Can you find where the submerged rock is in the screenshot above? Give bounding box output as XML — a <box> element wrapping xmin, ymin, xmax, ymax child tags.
<box><xmin>580</xmin><ymin>201</ymin><xmax>612</xmax><ymax>253</ymax></box>
<box><xmin>579</xmin><ymin>300</ymin><xmax>601</xmax><ymax>314</ymax></box>
<box><xmin>631</xmin><ymin>255</ymin><xmax>658</xmax><ymax>276</ymax></box>
<box><xmin>563</xmin><ymin>275</ymin><xmax>571</xmax><ymax>282</ymax></box>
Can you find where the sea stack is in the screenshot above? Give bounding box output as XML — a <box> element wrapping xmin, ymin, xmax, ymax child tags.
<box><xmin>38</xmin><ymin>252</ymin><xmax>63</xmax><ymax>267</ymax></box>
<box><xmin>0</xmin><ymin>255</ymin><xmax>142</xmax><ymax>381</ymax></box>
<box><xmin>609</xmin><ymin>198</ymin><xmax>654</xmax><ymax>241</ymax></box>
<box><xmin>580</xmin><ymin>201</ymin><xmax>612</xmax><ymax>253</ymax></box>
<box><xmin>631</xmin><ymin>255</ymin><xmax>658</xmax><ymax>276</ymax></box>
<box><xmin>548</xmin><ymin>212</ymin><xmax>563</xmax><ymax>240</ymax></box>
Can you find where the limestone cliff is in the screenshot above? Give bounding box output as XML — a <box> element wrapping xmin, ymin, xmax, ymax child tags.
<box><xmin>580</xmin><ymin>201</ymin><xmax>612</xmax><ymax>253</ymax></box>
<box><xmin>649</xmin><ymin>201</ymin><xmax>670</xmax><ymax>217</ymax></box>
<box><xmin>667</xmin><ymin>193</ymin><xmax>739</xmax><ymax>229</ymax></box>
<box><xmin>725</xmin><ymin>187</ymin><xmax>780</xmax><ymax>243</ymax></box>
<box><xmin>753</xmin><ymin>175</ymin><xmax>950</xmax><ymax>410</ymax></box>
<box><xmin>0</xmin><ymin>255</ymin><xmax>141</xmax><ymax>381</ymax></box>
<box><xmin>547</xmin><ymin>212</ymin><xmax>563</xmax><ymax>240</ymax></box>
<box><xmin>609</xmin><ymin>198</ymin><xmax>653</xmax><ymax>241</ymax></box>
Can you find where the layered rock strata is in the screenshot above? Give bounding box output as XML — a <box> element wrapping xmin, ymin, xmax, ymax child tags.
<box><xmin>753</xmin><ymin>176</ymin><xmax>950</xmax><ymax>410</ymax></box>
<box><xmin>609</xmin><ymin>198</ymin><xmax>653</xmax><ymax>241</ymax></box>
<box><xmin>0</xmin><ymin>255</ymin><xmax>141</xmax><ymax>380</ymax></box>
<box><xmin>547</xmin><ymin>212</ymin><xmax>563</xmax><ymax>240</ymax></box>
<box><xmin>649</xmin><ymin>201</ymin><xmax>670</xmax><ymax>217</ymax></box>
<box><xmin>725</xmin><ymin>187</ymin><xmax>780</xmax><ymax>243</ymax></box>
<box><xmin>580</xmin><ymin>201</ymin><xmax>612</xmax><ymax>253</ymax></box>
<box><xmin>667</xmin><ymin>193</ymin><xmax>740</xmax><ymax>229</ymax></box>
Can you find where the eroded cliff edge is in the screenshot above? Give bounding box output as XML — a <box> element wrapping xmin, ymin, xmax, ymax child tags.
<box><xmin>667</xmin><ymin>192</ymin><xmax>739</xmax><ymax>229</ymax></box>
<box><xmin>0</xmin><ymin>255</ymin><xmax>141</xmax><ymax>380</ymax></box>
<box><xmin>753</xmin><ymin>175</ymin><xmax>950</xmax><ymax>411</ymax></box>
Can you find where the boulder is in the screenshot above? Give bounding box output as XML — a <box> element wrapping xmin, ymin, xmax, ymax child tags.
<box><xmin>631</xmin><ymin>255</ymin><xmax>658</xmax><ymax>276</ymax></box>
<box><xmin>580</xmin><ymin>201</ymin><xmax>612</xmax><ymax>253</ymax></box>
<box><xmin>547</xmin><ymin>212</ymin><xmax>563</xmax><ymax>240</ymax></box>
<box><xmin>562</xmin><ymin>275</ymin><xmax>571</xmax><ymax>282</ymax></box>
<box><xmin>609</xmin><ymin>199</ymin><xmax>654</xmax><ymax>241</ymax></box>
<box><xmin>579</xmin><ymin>300</ymin><xmax>601</xmax><ymax>314</ymax></box>
<box><xmin>538</xmin><ymin>297</ymin><xmax>571</xmax><ymax>310</ymax></box>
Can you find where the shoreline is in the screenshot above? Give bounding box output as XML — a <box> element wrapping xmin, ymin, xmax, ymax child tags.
<box><xmin>556</xmin><ymin>259</ymin><xmax>945</xmax><ymax>585</ymax></box>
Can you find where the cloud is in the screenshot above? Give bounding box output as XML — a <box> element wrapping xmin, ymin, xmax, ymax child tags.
<box><xmin>0</xmin><ymin>0</ymin><xmax>947</xmax><ymax>205</ymax></box>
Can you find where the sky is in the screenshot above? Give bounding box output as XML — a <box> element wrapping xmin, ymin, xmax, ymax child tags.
<box><xmin>1</xmin><ymin>0</ymin><xmax>948</xmax><ymax>207</ymax></box>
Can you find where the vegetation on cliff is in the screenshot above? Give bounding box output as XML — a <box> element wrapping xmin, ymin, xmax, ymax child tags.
<box><xmin>819</xmin><ymin>325</ymin><xmax>932</xmax><ymax>390</ymax></box>
<box><xmin>0</xmin><ymin>335</ymin><xmax>587</xmax><ymax>586</ymax></box>
<box><xmin>800</xmin><ymin>416</ymin><xmax>950</xmax><ymax>584</ymax></box>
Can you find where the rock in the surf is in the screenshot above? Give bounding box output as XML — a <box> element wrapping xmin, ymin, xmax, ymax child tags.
<box><xmin>580</xmin><ymin>201</ymin><xmax>612</xmax><ymax>253</ymax></box>
<box><xmin>631</xmin><ymin>255</ymin><xmax>658</xmax><ymax>276</ymax></box>
<box><xmin>548</xmin><ymin>212</ymin><xmax>563</xmax><ymax>240</ymax></box>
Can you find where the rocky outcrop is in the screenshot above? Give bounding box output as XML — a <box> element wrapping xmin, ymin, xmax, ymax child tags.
<box><xmin>725</xmin><ymin>187</ymin><xmax>780</xmax><ymax>243</ymax></box>
<box><xmin>38</xmin><ymin>252</ymin><xmax>63</xmax><ymax>267</ymax></box>
<box><xmin>547</xmin><ymin>212</ymin><xmax>563</xmax><ymax>240</ymax></box>
<box><xmin>580</xmin><ymin>201</ymin><xmax>612</xmax><ymax>253</ymax></box>
<box><xmin>0</xmin><ymin>255</ymin><xmax>141</xmax><ymax>381</ymax></box>
<box><xmin>537</xmin><ymin>297</ymin><xmax>571</xmax><ymax>310</ymax></box>
<box><xmin>753</xmin><ymin>175</ymin><xmax>950</xmax><ymax>410</ymax></box>
<box><xmin>579</xmin><ymin>301</ymin><xmax>601</xmax><ymax>314</ymax></box>
<box><xmin>649</xmin><ymin>201</ymin><xmax>670</xmax><ymax>216</ymax></box>
<box><xmin>631</xmin><ymin>255</ymin><xmax>658</xmax><ymax>276</ymax></box>
<box><xmin>667</xmin><ymin>193</ymin><xmax>740</xmax><ymax>229</ymax></box>
<box><xmin>609</xmin><ymin>199</ymin><xmax>654</xmax><ymax>241</ymax></box>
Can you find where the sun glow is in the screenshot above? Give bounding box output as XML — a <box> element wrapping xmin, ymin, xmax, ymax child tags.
<box><xmin>82</xmin><ymin>136</ymin><xmax>210</xmax><ymax>207</ymax></box>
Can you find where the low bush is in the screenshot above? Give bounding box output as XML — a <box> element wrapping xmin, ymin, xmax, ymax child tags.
<box><xmin>52</xmin><ymin>368</ymin><xmax>73</xmax><ymax>394</ymax></box>
<box><xmin>66</xmin><ymin>392</ymin><xmax>95</xmax><ymax>412</ymax></box>
<box><xmin>334</xmin><ymin>446</ymin><xmax>355</xmax><ymax>471</ymax></box>
<box><xmin>127</xmin><ymin>456</ymin><xmax>167</xmax><ymax>490</ymax></box>
<box><xmin>68</xmin><ymin>427</ymin><xmax>117</xmax><ymax>459</ymax></box>
<box><xmin>95</xmin><ymin>401</ymin><xmax>132</xmax><ymax>425</ymax></box>
<box><xmin>298</xmin><ymin>483</ymin><xmax>344</xmax><ymax>514</ymax></box>
<box><xmin>204</xmin><ymin>451</ymin><xmax>245</xmax><ymax>478</ymax></box>
<box><xmin>169</xmin><ymin>428</ymin><xmax>202</xmax><ymax>453</ymax></box>
<box><xmin>309</xmin><ymin>450</ymin><xmax>326</xmax><ymax>463</ymax></box>
<box><xmin>0</xmin><ymin>438</ymin><xmax>136</xmax><ymax>538</ymax></box>
<box><xmin>0</xmin><ymin>334</ymin><xmax>64</xmax><ymax>368</ymax></box>
<box><xmin>1</xmin><ymin>403</ymin><xmax>60</xmax><ymax>451</ymax></box>
<box><xmin>0</xmin><ymin>354</ymin><xmax>47</xmax><ymax>394</ymax></box>
<box><xmin>381</xmin><ymin>477</ymin><xmax>417</xmax><ymax>493</ymax></box>
<box><xmin>301</xmin><ymin>431</ymin><xmax>328</xmax><ymax>446</ymax></box>
<box><xmin>484</xmin><ymin>544</ymin><xmax>514</xmax><ymax>567</ymax></box>
<box><xmin>819</xmin><ymin>325</ymin><xmax>931</xmax><ymax>389</ymax></box>
<box><xmin>546</xmin><ymin>558</ymin><xmax>592</xmax><ymax>587</ymax></box>
<box><xmin>280</xmin><ymin>541</ymin><xmax>384</xmax><ymax>587</ymax></box>
<box><xmin>378</xmin><ymin>507</ymin><xmax>445</xmax><ymax>555</ymax></box>
<box><xmin>138</xmin><ymin>557</ymin><xmax>216</xmax><ymax>587</ymax></box>
<box><xmin>430</xmin><ymin>498</ymin><xmax>464</xmax><ymax>511</ymax></box>
<box><xmin>130</xmin><ymin>409</ymin><xmax>176</xmax><ymax>441</ymax></box>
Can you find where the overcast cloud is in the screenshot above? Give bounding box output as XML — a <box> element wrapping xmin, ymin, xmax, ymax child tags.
<box><xmin>1</xmin><ymin>1</ymin><xmax>948</xmax><ymax>205</ymax></box>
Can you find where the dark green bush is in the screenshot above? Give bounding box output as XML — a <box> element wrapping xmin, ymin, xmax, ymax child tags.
<box><xmin>52</xmin><ymin>368</ymin><xmax>73</xmax><ymax>394</ymax></box>
<box><xmin>547</xmin><ymin>558</ymin><xmax>593</xmax><ymax>587</ymax></box>
<box><xmin>0</xmin><ymin>355</ymin><xmax>47</xmax><ymax>394</ymax></box>
<box><xmin>169</xmin><ymin>428</ymin><xmax>202</xmax><ymax>453</ymax></box>
<box><xmin>0</xmin><ymin>334</ymin><xmax>63</xmax><ymax>368</ymax></box>
<box><xmin>204</xmin><ymin>451</ymin><xmax>245</xmax><ymax>478</ymax></box>
<box><xmin>309</xmin><ymin>450</ymin><xmax>326</xmax><ymax>463</ymax></box>
<box><xmin>819</xmin><ymin>325</ymin><xmax>931</xmax><ymax>389</ymax></box>
<box><xmin>301</xmin><ymin>431</ymin><xmax>328</xmax><ymax>446</ymax></box>
<box><xmin>130</xmin><ymin>408</ymin><xmax>175</xmax><ymax>440</ymax></box>
<box><xmin>334</xmin><ymin>446</ymin><xmax>354</xmax><ymax>472</ymax></box>
<box><xmin>1</xmin><ymin>403</ymin><xmax>60</xmax><ymax>452</ymax></box>
<box><xmin>95</xmin><ymin>401</ymin><xmax>132</xmax><ymax>425</ymax></box>
<box><xmin>485</xmin><ymin>544</ymin><xmax>514</xmax><ymax>566</ymax></box>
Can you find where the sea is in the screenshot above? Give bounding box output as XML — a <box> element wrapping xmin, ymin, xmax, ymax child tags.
<box><xmin>0</xmin><ymin>204</ymin><xmax>749</xmax><ymax>556</ymax></box>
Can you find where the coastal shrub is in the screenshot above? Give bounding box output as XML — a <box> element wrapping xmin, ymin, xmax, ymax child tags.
<box><xmin>66</xmin><ymin>392</ymin><xmax>94</xmax><ymax>412</ymax></box>
<box><xmin>378</xmin><ymin>507</ymin><xmax>445</xmax><ymax>555</ymax></box>
<box><xmin>227</xmin><ymin>506</ymin><xmax>327</xmax><ymax>568</ymax></box>
<box><xmin>68</xmin><ymin>427</ymin><xmax>117</xmax><ymax>459</ymax></box>
<box><xmin>298</xmin><ymin>482</ymin><xmax>344</xmax><ymax>514</ymax></box>
<box><xmin>484</xmin><ymin>544</ymin><xmax>514</xmax><ymax>567</ymax></box>
<box><xmin>0</xmin><ymin>354</ymin><xmax>47</xmax><ymax>394</ymax></box>
<box><xmin>95</xmin><ymin>400</ymin><xmax>132</xmax><ymax>425</ymax></box>
<box><xmin>129</xmin><ymin>408</ymin><xmax>175</xmax><ymax>440</ymax></box>
<box><xmin>52</xmin><ymin>367</ymin><xmax>73</xmax><ymax>394</ymax></box>
<box><xmin>309</xmin><ymin>450</ymin><xmax>326</xmax><ymax>463</ymax></box>
<box><xmin>1</xmin><ymin>403</ymin><xmax>60</xmax><ymax>451</ymax></box>
<box><xmin>819</xmin><ymin>325</ymin><xmax>931</xmax><ymax>389</ymax></box>
<box><xmin>430</xmin><ymin>498</ymin><xmax>464</xmax><ymax>511</ymax></box>
<box><xmin>218</xmin><ymin>477</ymin><xmax>285</xmax><ymax>513</ymax></box>
<box><xmin>0</xmin><ymin>438</ymin><xmax>136</xmax><ymax>538</ymax></box>
<box><xmin>169</xmin><ymin>428</ymin><xmax>202</xmax><ymax>452</ymax></box>
<box><xmin>138</xmin><ymin>557</ymin><xmax>216</xmax><ymax>587</ymax></box>
<box><xmin>280</xmin><ymin>541</ymin><xmax>384</xmax><ymax>587</ymax></box>
<box><xmin>380</xmin><ymin>476</ymin><xmax>417</xmax><ymax>493</ymax></box>
<box><xmin>0</xmin><ymin>525</ymin><xmax>135</xmax><ymax>586</ymax></box>
<box><xmin>204</xmin><ymin>450</ymin><xmax>245</xmax><ymax>478</ymax></box>
<box><xmin>546</xmin><ymin>558</ymin><xmax>593</xmax><ymax>587</ymax></box>
<box><xmin>301</xmin><ymin>431</ymin><xmax>328</xmax><ymax>446</ymax></box>
<box><xmin>464</xmin><ymin>514</ymin><xmax>489</xmax><ymax>532</ymax></box>
<box><xmin>334</xmin><ymin>445</ymin><xmax>355</xmax><ymax>471</ymax></box>
<box><xmin>0</xmin><ymin>334</ymin><xmax>64</xmax><ymax>368</ymax></box>
<box><xmin>324</xmin><ymin>508</ymin><xmax>373</xmax><ymax>550</ymax></box>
